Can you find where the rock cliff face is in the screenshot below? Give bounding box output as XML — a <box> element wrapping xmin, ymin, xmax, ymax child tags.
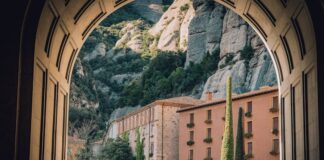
<box><xmin>70</xmin><ymin>0</ymin><xmax>277</xmax><ymax>134</ymax></box>
<box><xmin>200</xmin><ymin>8</ymin><xmax>277</xmax><ymax>99</ymax></box>
<box><xmin>185</xmin><ymin>0</ymin><xmax>225</xmax><ymax>67</ymax></box>
<box><xmin>149</xmin><ymin>0</ymin><xmax>195</xmax><ymax>51</ymax></box>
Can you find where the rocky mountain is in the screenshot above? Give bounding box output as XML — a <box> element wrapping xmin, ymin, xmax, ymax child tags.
<box><xmin>199</xmin><ymin>4</ymin><xmax>277</xmax><ymax>99</ymax></box>
<box><xmin>69</xmin><ymin>0</ymin><xmax>277</xmax><ymax>139</ymax></box>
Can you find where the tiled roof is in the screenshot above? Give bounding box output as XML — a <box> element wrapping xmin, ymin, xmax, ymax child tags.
<box><xmin>178</xmin><ymin>86</ymin><xmax>278</xmax><ymax>112</ymax></box>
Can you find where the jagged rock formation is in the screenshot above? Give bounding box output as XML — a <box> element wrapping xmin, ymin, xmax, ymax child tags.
<box><xmin>129</xmin><ymin>0</ymin><xmax>164</xmax><ymax>23</ymax></box>
<box><xmin>149</xmin><ymin>0</ymin><xmax>195</xmax><ymax>51</ymax></box>
<box><xmin>200</xmin><ymin>9</ymin><xmax>277</xmax><ymax>99</ymax></box>
<box><xmin>185</xmin><ymin>0</ymin><xmax>225</xmax><ymax>67</ymax></box>
<box><xmin>69</xmin><ymin>0</ymin><xmax>277</xmax><ymax>137</ymax></box>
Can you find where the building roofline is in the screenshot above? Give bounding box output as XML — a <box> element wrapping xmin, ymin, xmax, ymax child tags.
<box><xmin>114</xmin><ymin>96</ymin><xmax>203</xmax><ymax>122</ymax></box>
<box><xmin>177</xmin><ymin>86</ymin><xmax>278</xmax><ymax>113</ymax></box>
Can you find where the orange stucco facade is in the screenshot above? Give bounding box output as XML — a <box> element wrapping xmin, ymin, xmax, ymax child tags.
<box><xmin>178</xmin><ymin>87</ymin><xmax>279</xmax><ymax>160</ymax></box>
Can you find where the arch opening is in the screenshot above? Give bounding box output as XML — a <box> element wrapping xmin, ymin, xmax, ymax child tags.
<box><xmin>22</xmin><ymin>0</ymin><xmax>320</xmax><ymax>159</ymax></box>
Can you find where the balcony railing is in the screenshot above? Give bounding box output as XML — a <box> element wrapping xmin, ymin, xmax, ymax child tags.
<box><xmin>205</xmin><ymin>119</ymin><xmax>212</xmax><ymax>124</ymax></box>
<box><xmin>244</xmin><ymin>133</ymin><xmax>253</xmax><ymax>139</ymax></box>
<box><xmin>187</xmin><ymin>140</ymin><xmax>195</xmax><ymax>146</ymax></box>
<box><xmin>272</xmin><ymin>128</ymin><xmax>279</xmax><ymax>135</ymax></box>
<box><xmin>187</xmin><ymin>123</ymin><xmax>195</xmax><ymax>128</ymax></box>
<box><xmin>269</xmin><ymin>150</ymin><xmax>279</xmax><ymax>155</ymax></box>
<box><xmin>245</xmin><ymin>112</ymin><xmax>252</xmax><ymax>117</ymax></box>
<box><xmin>203</xmin><ymin>137</ymin><xmax>213</xmax><ymax>143</ymax></box>
<box><xmin>269</xmin><ymin>107</ymin><xmax>279</xmax><ymax>113</ymax></box>
<box><xmin>244</xmin><ymin>153</ymin><xmax>253</xmax><ymax>159</ymax></box>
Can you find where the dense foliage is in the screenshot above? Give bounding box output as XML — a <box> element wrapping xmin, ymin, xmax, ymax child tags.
<box><xmin>135</xmin><ymin>128</ymin><xmax>145</xmax><ymax>160</ymax></box>
<box><xmin>99</xmin><ymin>137</ymin><xmax>134</xmax><ymax>160</ymax></box>
<box><xmin>235</xmin><ymin>107</ymin><xmax>244</xmax><ymax>160</ymax></box>
<box><xmin>120</xmin><ymin>50</ymin><xmax>220</xmax><ymax>106</ymax></box>
<box><xmin>76</xmin><ymin>140</ymin><xmax>94</xmax><ymax>160</ymax></box>
<box><xmin>71</xmin><ymin>49</ymin><xmax>220</xmax><ymax>140</ymax></box>
<box><xmin>221</xmin><ymin>77</ymin><xmax>234</xmax><ymax>160</ymax></box>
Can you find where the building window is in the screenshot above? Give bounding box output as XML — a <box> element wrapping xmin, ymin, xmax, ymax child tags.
<box><xmin>245</xmin><ymin>121</ymin><xmax>253</xmax><ymax>138</ymax></box>
<box><xmin>247</xmin><ymin>101</ymin><xmax>252</xmax><ymax>112</ymax></box>
<box><xmin>190</xmin><ymin>131</ymin><xmax>194</xmax><ymax>141</ymax></box>
<box><xmin>205</xmin><ymin>110</ymin><xmax>212</xmax><ymax>124</ymax></box>
<box><xmin>151</xmin><ymin>107</ymin><xmax>155</xmax><ymax>121</ymax></box>
<box><xmin>190</xmin><ymin>113</ymin><xmax>194</xmax><ymax>123</ymax></box>
<box><xmin>272</xmin><ymin>117</ymin><xmax>279</xmax><ymax>135</ymax></box>
<box><xmin>207</xmin><ymin>110</ymin><xmax>212</xmax><ymax>120</ymax></box>
<box><xmin>141</xmin><ymin>112</ymin><xmax>144</xmax><ymax>125</ymax></box>
<box><xmin>150</xmin><ymin>142</ymin><xmax>154</xmax><ymax>154</ymax></box>
<box><xmin>248</xmin><ymin>142</ymin><xmax>253</xmax><ymax>154</ymax></box>
<box><xmin>207</xmin><ymin>147</ymin><xmax>212</xmax><ymax>158</ymax></box>
<box><xmin>146</xmin><ymin>110</ymin><xmax>149</xmax><ymax>123</ymax></box>
<box><xmin>189</xmin><ymin>150</ymin><xmax>193</xmax><ymax>160</ymax></box>
<box><xmin>245</xmin><ymin>102</ymin><xmax>253</xmax><ymax>117</ymax></box>
<box><xmin>204</xmin><ymin>128</ymin><xmax>213</xmax><ymax>143</ymax></box>
<box><xmin>135</xmin><ymin>115</ymin><xmax>138</xmax><ymax>127</ymax></box>
<box><xmin>273</xmin><ymin>117</ymin><xmax>279</xmax><ymax>130</ymax></box>
<box><xmin>273</xmin><ymin>96</ymin><xmax>279</xmax><ymax>109</ymax></box>
<box><xmin>272</xmin><ymin>139</ymin><xmax>280</xmax><ymax>154</ymax></box>
<box><xmin>248</xmin><ymin>121</ymin><xmax>252</xmax><ymax>133</ymax></box>
<box><xmin>187</xmin><ymin>131</ymin><xmax>195</xmax><ymax>146</ymax></box>
<box><xmin>187</xmin><ymin>113</ymin><xmax>195</xmax><ymax>128</ymax></box>
<box><xmin>126</xmin><ymin>119</ymin><xmax>128</xmax><ymax>130</ymax></box>
<box><xmin>270</xmin><ymin>96</ymin><xmax>279</xmax><ymax>112</ymax></box>
<box><xmin>207</xmin><ymin>128</ymin><xmax>211</xmax><ymax>138</ymax></box>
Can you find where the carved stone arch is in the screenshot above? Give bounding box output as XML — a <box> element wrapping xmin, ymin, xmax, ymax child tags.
<box><xmin>22</xmin><ymin>0</ymin><xmax>320</xmax><ymax>159</ymax></box>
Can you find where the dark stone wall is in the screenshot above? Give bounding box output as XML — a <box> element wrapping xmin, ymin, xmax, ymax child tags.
<box><xmin>0</xmin><ymin>0</ymin><xmax>44</xmax><ymax>159</ymax></box>
<box><xmin>306</xmin><ymin>0</ymin><xmax>324</xmax><ymax>158</ymax></box>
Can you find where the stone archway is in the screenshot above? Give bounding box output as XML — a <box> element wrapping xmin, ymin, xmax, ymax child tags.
<box><xmin>17</xmin><ymin>0</ymin><xmax>320</xmax><ymax>159</ymax></box>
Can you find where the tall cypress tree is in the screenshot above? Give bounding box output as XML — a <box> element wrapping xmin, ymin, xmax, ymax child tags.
<box><xmin>135</xmin><ymin>127</ymin><xmax>145</xmax><ymax>160</ymax></box>
<box><xmin>235</xmin><ymin>107</ymin><xmax>244</xmax><ymax>160</ymax></box>
<box><xmin>221</xmin><ymin>76</ymin><xmax>234</xmax><ymax>160</ymax></box>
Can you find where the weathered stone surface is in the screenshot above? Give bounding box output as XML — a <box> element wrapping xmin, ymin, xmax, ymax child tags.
<box><xmin>74</xmin><ymin>58</ymin><xmax>85</xmax><ymax>77</ymax></box>
<box><xmin>179</xmin><ymin>6</ymin><xmax>195</xmax><ymax>50</ymax></box>
<box><xmin>130</xmin><ymin>0</ymin><xmax>164</xmax><ymax>23</ymax></box>
<box><xmin>220</xmin><ymin>10</ymin><xmax>248</xmax><ymax>58</ymax></box>
<box><xmin>185</xmin><ymin>1</ymin><xmax>225</xmax><ymax>67</ymax></box>
<box><xmin>115</xmin><ymin>23</ymin><xmax>143</xmax><ymax>53</ymax></box>
<box><xmin>202</xmin><ymin>40</ymin><xmax>277</xmax><ymax>99</ymax></box>
<box><xmin>200</xmin><ymin>8</ymin><xmax>277</xmax><ymax>99</ymax></box>
<box><xmin>150</xmin><ymin>0</ymin><xmax>193</xmax><ymax>52</ymax></box>
<box><xmin>157</xmin><ymin>15</ymin><xmax>181</xmax><ymax>51</ymax></box>
<box><xmin>201</xmin><ymin>60</ymin><xmax>247</xmax><ymax>99</ymax></box>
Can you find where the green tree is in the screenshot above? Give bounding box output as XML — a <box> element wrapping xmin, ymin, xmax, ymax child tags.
<box><xmin>221</xmin><ymin>76</ymin><xmax>234</xmax><ymax>160</ymax></box>
<box><xmin>135</xmin><ymin>128</ymin><xmax>145</xmax><ymax>160</ymax></box>
<box><xmin>235</xmin><ymin>107</ymin><xmax>244</xmax><ymax>160</ymax></box>
<box><xmin>99</xmin><ymin>137</ymin><xmax>134</xmax><ymax>160</ymax></box>
<box><xmin>77</xmin><ymin>140</ymin><xmax>94</xmax><ymax>160</ymax></box>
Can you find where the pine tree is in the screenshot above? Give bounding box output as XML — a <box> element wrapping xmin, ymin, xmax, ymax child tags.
<box><xmin>235</xmin><ymin>107</ymin><xmax>244</xmax><ymax>160</ymax></box>
<box><xmin>221</xmin><ymin>76</ymin><xmax>234</xmax><ymax>160</ymax></box>
<box><xmin>135</xmin><ymin>128</ymin><xmax>145</xmax><ymax>160</ymax></box>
